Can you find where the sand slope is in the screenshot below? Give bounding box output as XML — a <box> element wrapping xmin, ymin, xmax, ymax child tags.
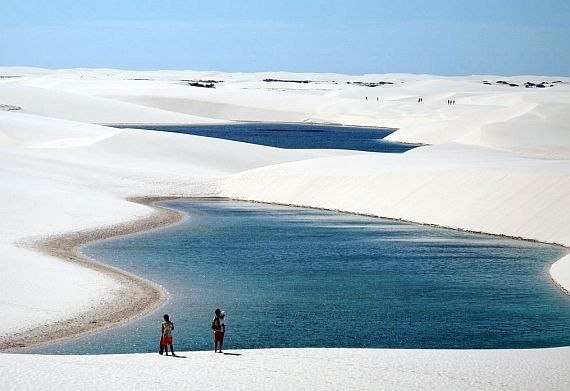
<box><xmin>1</xmin><ymin>68</ymin><xmax>569</xmax><ymax>390</ymax></box>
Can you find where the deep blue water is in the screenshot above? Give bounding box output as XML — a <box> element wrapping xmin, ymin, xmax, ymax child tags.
<box><xmin>113</xmin><ymin>123</ymin><xmax>421</xmax><ymax>153</ymax></box>
<box><xmin>29</xmin><ymin>200</ymin><xmax>570</xmax><ymax>355</ymax></box>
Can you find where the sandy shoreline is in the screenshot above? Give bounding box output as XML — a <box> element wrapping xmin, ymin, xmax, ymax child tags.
<box><xmin>1</xmin><ymin>67</ymin><xmax>569</xmax><ymax>389</ymax></box>
<box><xmin>2</xmin><ymin>195</ymin><xmax>568</xmax><ymax>353</ymax></box>
<box><xmin>0</xmin><ymin>197</ymin><xmax>184</xmax><ymax>352</ymax></box>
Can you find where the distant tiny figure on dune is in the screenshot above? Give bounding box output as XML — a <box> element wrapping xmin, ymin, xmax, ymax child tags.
<box><xmin>212</xmin><ymin>308</ymin><xmax>226</xmax><ymax>353</ymax></box>
<box><xmin>418</xmin><ymin>97</ymin><xmax>423</xmax><ymax>103</ymax></box>
<box><xmin>159</xmin><ymin>314</ymin><xmax>175</xmax><ymax>356</ymax></box>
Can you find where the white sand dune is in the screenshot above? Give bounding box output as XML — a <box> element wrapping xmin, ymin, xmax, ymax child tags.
<box><xmin>222</xmin><ymin>143</ymin><xmax>570</xmax><ymax>245</ymax></box>
<box><xmin>0</xmin><ymin>67</ymin><xmax>569</xmax><ymax>390</ymax></box>
<box><xmin>2</xmin><ymin>348</ymin><xmax>570</xmax><ymax>391</ymax></box>
<box><xmin>0</xmin><ymin>81</ymin><xmax>217</xmax><ymax>125</ymax></box>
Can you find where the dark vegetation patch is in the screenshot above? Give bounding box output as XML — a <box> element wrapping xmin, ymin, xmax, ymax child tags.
<box><xmin>497</xmin><ymin>80</ymin><xmax>519</xmax><ymax>87</ymax></box>
<box><xmin>484</xmin><ymin>80</ymin><xmax>560</xmax><ymax>88</ymax></box>
<box><xmin>0</xmin><ymin>104</ymin><xmax>22</xmax><ymax>111</ymax></box>
<box><xmin>347</xmin><ymin>81</ymin><xmax>394</xmax><ymax>87</ymax></box>
<box><xmin>263</xmin><ymin>78</ymin><xmax>311</xmax><ymax>84</ymax></box>
<box><xmin>261</xmin><ymin>79</ymin><xmax>398</xmax><ymax>87</ymax></box>
<box><xmin>524</xmin><ymin>81</ymin><xmax>555</xmax><ymax>88</ymax></box>
<box><xmin>184</xmin><ymin>80</ymin><xmax>223</xmax><ymax>88</ymax></box>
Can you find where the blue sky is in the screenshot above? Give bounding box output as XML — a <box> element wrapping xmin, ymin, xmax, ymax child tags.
<box><xmin>1</xmin><ymin>1</ymin><xmax>568</xmax><ymax>75</ymax></box>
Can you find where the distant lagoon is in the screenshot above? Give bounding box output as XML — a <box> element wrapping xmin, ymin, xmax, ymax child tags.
<box><xmin>113</xmin><ymin>122</ymin><xmax>421</xmax><ymax>153</ymax></box>
<box><xmin>27</xmin><ymin>123</ymin><xmax>570</xmax><ymax>354</ymax></box>
<box><xmin>30</xmin><ymin>200</ymin><xmax>570</xmax><ymax>354</ymax></box>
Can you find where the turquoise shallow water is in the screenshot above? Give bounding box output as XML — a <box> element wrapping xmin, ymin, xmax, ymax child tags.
<box><xmin>29</xmin><ymin>200</ymin><xmax>569</xmax><ymax>354</ymax></box>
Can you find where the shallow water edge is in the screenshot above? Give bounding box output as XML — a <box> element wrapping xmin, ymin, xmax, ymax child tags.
<box><xmin>1</xmin><ymin>197</ymin><xmax>184</xmax><ymax>352</ymax></box>
<box><xmin>6</xmin><ymin>196</ymin><xmax>569</xmax><ymax>352</ymax></box>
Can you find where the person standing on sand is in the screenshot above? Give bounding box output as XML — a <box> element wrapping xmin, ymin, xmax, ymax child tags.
<box><xmin>212</xmin><ymin>308</ymin><xmax>226</xmax><ymax>353</ymax></box>
<box><xmin>219</xmin><ymin>310</ymin><xmax>226</xmax><ymax>351</ymax></box>
<box><xmin>159</xmin><ymin>314</ymin><xmax>175</xmax><ymax>356</ymax></box>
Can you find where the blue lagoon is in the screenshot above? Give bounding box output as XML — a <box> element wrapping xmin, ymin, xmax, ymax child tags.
<box><xmin>114</xmin><ymin>122</ymin><xmax>421</xmax><ymax>153</ymax></box>
<box><xmin>30</xmin><ymin>200</ymin><xmax>569</xmax><ymax>354</ymax></box>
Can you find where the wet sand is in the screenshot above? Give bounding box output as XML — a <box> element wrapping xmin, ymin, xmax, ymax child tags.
<box><xmin>0</xmin><ymin>197</ymin><xmax>183</xmax><ymax>352</ymax></box>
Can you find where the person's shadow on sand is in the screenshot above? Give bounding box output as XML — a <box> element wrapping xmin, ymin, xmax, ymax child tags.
<box><xmin>222</xmin><ymin>352</ymin><xmax>241</xmax><ymax>356</ymax></box>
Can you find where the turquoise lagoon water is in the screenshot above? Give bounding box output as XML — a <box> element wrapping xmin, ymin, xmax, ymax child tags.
<box><xmin>29</xmin><ymin>200</ymin><xmax>569</xmax><ymax>354</ymax></box>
